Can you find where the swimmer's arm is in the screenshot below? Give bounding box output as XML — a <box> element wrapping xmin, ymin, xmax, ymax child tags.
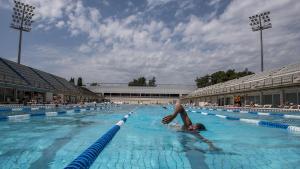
<box><xmin>191</xmin><ymin>132</ymin><xmax>220</xmax><ymax>151</ymax></box>
<box><xmin>162</xmin><ymin>105</ymin><xmax>181</xmax><ymax>124</ymax></box>
<box><xmin>162</xmin><ymin>104</ymin><xmax>192</xmax><ymax>127</ymax></box>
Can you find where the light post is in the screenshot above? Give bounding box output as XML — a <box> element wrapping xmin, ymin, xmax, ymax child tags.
<box><xmin>10</xmin><ymin>0</ymin><xmax>35</xmax><ymax>64</ymax></box>
<box><xmin>249</xmin><ymin>11</ymin><xmax>272</xmax><ymax>72</ymax></box>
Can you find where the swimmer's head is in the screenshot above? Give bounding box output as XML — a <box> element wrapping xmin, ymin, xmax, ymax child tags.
<box><xmin>188</xmin><ymin>123</ymin><xmax>206</xmax><ymax>131</ymax></box>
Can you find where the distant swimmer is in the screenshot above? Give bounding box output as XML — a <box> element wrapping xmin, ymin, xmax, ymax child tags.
<box><xmin>162</xmin><ymin>101</ymin><xmax>221</xmax><ymax>151</ymax></box>
<box><xmin>162</xmin><ymin>106</ymin><xmax>168</xmax><ymax>109</ymax></box>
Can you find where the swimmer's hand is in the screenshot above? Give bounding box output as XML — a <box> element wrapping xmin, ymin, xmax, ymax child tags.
<box><xmin>162</xmin><ymin>114</ymin><xmax>175</xmax><ymax>124</ymax></box>
<box><xmin>209</xmin><ymin>146</ymin><xmax>223</xmax><ymax>152</ymax></box>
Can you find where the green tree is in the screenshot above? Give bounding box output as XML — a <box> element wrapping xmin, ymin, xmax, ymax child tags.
<box><xmin>90</xmin><ymin>82</ymin><xmax>98</xmax><ymax>86</ymax></box>
<box><xmin>148</xmin><ymin>77</ymin><xmax>156</xmax><ymax>86</ymax></box>
<box><xmin>195</xmin><ymin>74</ymin><xmax>210</xmax><ymax>88</ymax></box>
<box><xmin>69</xmin><ymin>77</ymin><xmax>75</xmax><ymax>85</ymax></box>
<box><xmin>195</xmin><ymin>68</ymin><xmax>254</xmax><ymax>88</ymax></box>
<box><xmin>211</xmin><ymin>71</ymin><xmax>226</xmax><ymax>84</ymax></box>
<box><xmin>77</xmin><ymin>77</ymin><xmax>83</xmax><ymax>86</ymax></box>
<box><xmin>128</xmin><ymin>77</ymin><xmax>147</xmax><ymax>86</ymax></box>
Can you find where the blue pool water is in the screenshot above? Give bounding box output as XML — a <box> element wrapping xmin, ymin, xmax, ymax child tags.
<box><xmin>0</xmin><ymin>105</ymin><xmax>300</xmax><ymax>169</ymax></box>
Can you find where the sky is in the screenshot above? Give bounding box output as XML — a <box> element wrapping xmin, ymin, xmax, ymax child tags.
<box><xmin>0</xmin><ymin>0</ymin><xmax>299</xmax><ymax>85</ymax></box>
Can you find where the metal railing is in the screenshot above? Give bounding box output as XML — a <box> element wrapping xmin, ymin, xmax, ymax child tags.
<box><xmin>188</xmin><ymin>71</ymin><xmax>300</xmax><ymax>98</ymax></box>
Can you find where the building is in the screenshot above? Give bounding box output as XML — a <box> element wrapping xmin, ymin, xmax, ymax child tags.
<box><xmin>181</xmin><ymin>63</ymin><xmax>300</xmax><ymax>107</ymax></box>
<box><xmin>0</xmin><ymin>57</ymin><xmax>100</xmax><ymax>104</ymax></box>
<box><xmin>87</xmin><ymin>83</ymin><xmax>196</xmax><ymax>104</ymax></box>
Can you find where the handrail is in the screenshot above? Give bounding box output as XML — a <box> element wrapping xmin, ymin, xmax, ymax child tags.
<box><xmin>187</xmin><ymin>71</ymin><xmax>300</xmax><ymax>98</ymax></box>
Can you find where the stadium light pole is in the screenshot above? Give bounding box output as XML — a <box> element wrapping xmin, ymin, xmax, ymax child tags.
<box><xmin>10</xmin><ymin>0</ymin><xmax>35</xmax><ymax>64</ymax></box>
<box><xmin>249</xmin><ymin>11</ymin><xmax>272</xmax><ymax>72</ymax></box>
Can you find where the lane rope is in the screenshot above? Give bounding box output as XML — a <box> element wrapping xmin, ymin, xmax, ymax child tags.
<box><xmin>189</xmin><ymin>109</ymin><xmax>300</xmax><ymax>133</ymax></box>
<box><xmin>64</xmin><ymin>112</ymin><xmax>133</xmax><ymax>169</ymax></box>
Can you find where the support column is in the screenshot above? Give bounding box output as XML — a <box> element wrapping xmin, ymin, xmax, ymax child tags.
<box><xmin>14</xmin><ymin>89</ymin><xmax>18</xmax><ymax>103</ymax></box>
<box><xmin>280</xmin><ymin>89</ymin><xmax>285</xmax><ymax>105</ymax></box>
<box><xmin>3</xmin><ymin>88</ymin><xmax>6</xmax><ymax>103</ymax></box>
<box><xmin>260</xmin><ymin>91</ymin><xmax>263</xmax><ymax>105</ymax></box>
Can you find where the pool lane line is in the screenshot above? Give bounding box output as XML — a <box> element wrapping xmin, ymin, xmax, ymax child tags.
<box><xmin>0</xmin><ymin>107</ymin><xmax>101</xmax><ymax>122</ymax></box>
<box><xmin>0</xmin><ymin>105</ymin><xmax>110</xmax><ymax>114</ymax></box>
<box><xmin>188</xmin><ymin>110</ymin><xmax>300</xmax><ymax>133</ymax></box>
<box><xmin>64</xmin><ymin>112</ymin><xmax>133</xmax><ymax>169</ymax></box>
<box><xmin>194</xmin><ymin>107</ymin><xmax>300</xmax><ymax>120</ymax></box>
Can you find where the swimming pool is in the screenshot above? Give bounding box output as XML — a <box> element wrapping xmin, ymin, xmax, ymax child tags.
<box><xmin>0</xmin><ymin>105</ymin><xmax>300</xmax><ymax>169</ymax></box>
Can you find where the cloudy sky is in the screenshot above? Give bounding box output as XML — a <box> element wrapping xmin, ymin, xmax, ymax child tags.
<box><xmin>0</xmin><ymin>0</ymin><xmax>299</xmax><ymax>85</ymax></box>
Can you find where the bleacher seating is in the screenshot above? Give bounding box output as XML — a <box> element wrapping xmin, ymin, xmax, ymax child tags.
<box><xmin>0</xmin><ymin>57</ymin><xmax>98</xmax><ymax>100</ymax></box>
<box><xmin>0</xmin><ymin>59</ymin><xmax>27</xmax><ymax>85</ymax></box>
<box><xmin>54</xmin><ymin>76</ymin><xmax>79</xmax><ymax>94</ymax></box>
<box><xmin>188</xmin><ymin>63</ymin><xmax>300</xmax><ymax>97</ymax></box>
<box><xmin>2</xmin><ymin>58</ymin><xmax>53</xmax><ymax>90</ymax></box>
<box><xmin>31</xmin><ymin>68</ymin><xmax>69</xmax><ymax>93</ymax></box>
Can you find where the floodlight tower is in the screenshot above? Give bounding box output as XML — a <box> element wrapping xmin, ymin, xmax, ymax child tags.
<box><xmin>10</xmin><ymin>0</ymin><xmax>35</xmax><ymax>64</ymax></box>
<box><xmin>249</xmin><ymin>11</ymin><xmax>272</xmax><ymax>72</ymax></box>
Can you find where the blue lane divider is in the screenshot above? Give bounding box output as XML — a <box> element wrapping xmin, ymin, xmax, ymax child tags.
<box><xmin>195</xmin><ymin>107</ymin><xmax>300</xmax><ymax>119</ymax></box>
<box><xmin>0</xmin><ymin>116</ymin><xmax>8</xmax><ymax>121</ymax></box>
<box><xmin>58</xmin><ymin>111</ymin><xmax>67</xmax><ymax>115</ymax></box>
<box><xmin>189</xmin><ymin>109</ymin><xmax>300</xmax><ymax>133</ymax></box>
<box><xmin>0</xmin><ymin>105</ymin><xmax>100</xmax><ymax>114</ymax></box>
<box><xmin>248</xmin><ymin>111</ymin><xmax>258</xmax><ymax>115</ymax></box>
<box><xmin>30</xmin><ymin>112</ymin><xmax>46</xmax><ymax>117</ymax></box>
<box><xmin>258</xmin><ymin>121</ymin><xmax>289</xmax><ymax>129</ymax></box>
<box><xmin>0</xmin><ymin>106</ymin><xmax>99</xmax><ymax>122</ymax></box>
<box><xmin>269</xmin><ymin>113</ymin><xmax>284</xmax><ymax>117</ymax></box>
<box><xmin>64</xmin><ymin>112</ymin><xmax>133</xmax><ymax>169</ymax></box>
<box><xmin>226</xmin><ymin>116</ymin><xmax>240</xmax><ymax>120</ymax></box>
<box><xmin>0</xmin><ymin>107</ymin><xmax>12</xmax><ymax>113</ymax></box>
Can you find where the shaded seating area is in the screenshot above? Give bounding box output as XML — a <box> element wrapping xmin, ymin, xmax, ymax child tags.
<box><xmin>0</xmin><ymin>57</ymin><xmax>101</xmax><ymax>104</ymax></box>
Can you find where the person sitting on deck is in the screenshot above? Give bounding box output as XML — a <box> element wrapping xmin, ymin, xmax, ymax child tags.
<box><xmin>162</xmin><ymin>101</ymin><xmax>221</xmax><ymax>151</ymax></box>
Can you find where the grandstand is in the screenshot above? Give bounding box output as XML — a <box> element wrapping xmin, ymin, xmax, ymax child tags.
<box><xmin>182</xmin><ymin>63</ymin><xmax>300</xmax><ymax>108</ymax></box>
<box><xmin>87</xmin><ymin>83</ymin><xmax>196</xmax><ymax>104</ymax></box>
<box><xmin>0</xmin><ymin>57</ymin><xmax>100</xmax><ymax>104</ymax></box>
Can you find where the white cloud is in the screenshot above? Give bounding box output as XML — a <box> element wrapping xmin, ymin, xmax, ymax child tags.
<box><xmin>146</xmin><ymin>0</ymin><xmax>175</xmax><ymax>8</ymax></box>
<box><xmin>55</xmin><ymin>20</ymin><xmax>64</xmax><ymax>28</ymax></box>
<box><xmin>2</xmin><ymin>0</ymin><xmax>300</xmax><ymax>84</ymax></box>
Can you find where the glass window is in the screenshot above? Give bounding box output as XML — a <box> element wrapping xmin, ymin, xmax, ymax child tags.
<box><xmin>0</xmin><ymin>88</ymin><xmax>4</xmax><ymax>102</ymax></box>
<box><xmin>131</xmin><ymin>93</ymin><xmax>140</xmax><ymax>97</ymax></box>
<box><xmin>225</xmin><ymin>97</ymin><xmax>232</xmax><ymax>105</ymax></box>
<box><xmin>262</xmin><ymin>95</ymin><xmax>272</xmax><ymax>105</ymax></box>
<box><xmin>273</xmin><ymin>94</ymin><xmax>280</xmax><ymax>107</ymax></box>
<box><xmin>255</xmin><ymin>96</ymin><xmax>261</xmax><ymax>104</ymax></box>
<box><xmin>285</xmin><ymin>93</ymin><xmax>297</xmax><ymax>105</ymax></box>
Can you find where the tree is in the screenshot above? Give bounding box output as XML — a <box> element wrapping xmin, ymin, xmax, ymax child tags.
<box><xmin>69</xmin><ymin>77</ymin><xmax>75</xmax><ymax>85</ymax></box>
<box><xmin>211</xmin><ymin>71</ymin><xmax>226</xmax><ymax>84</ymax></box>
<box><xmin>148</xmin><ymin>77</ymin><xmax>156</xmax><ymax>86</ymax></box>
<box><xmin>195</xmin><ymin>68</ymin><xmax>254</xmax><ymax>88</ymax></box>
<box><xmin>90</xmin><ymin>82</ymin><xmax>98</xmax><ymax>86</ymax></box>
<box><xmin>77</xmin><ymin>77</ymin><xmax>83</xmax><ymax>86</ymax></box>
<box><xmin>225</xmin><ymin>69</ymin><xmax>237</xmax><ymax>81</ymax></box>
<box><xmin>128</xmin><ymin>77</ymin><xmax>148</xmax><ymax>86</ymax></box>
<box><xmin>195</xmin><ymin>74</ymin><xmax>210</xmax><ymax>88</ymax></box>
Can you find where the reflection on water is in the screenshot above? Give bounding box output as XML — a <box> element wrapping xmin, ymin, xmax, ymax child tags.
<box><xmin>178</xmin><ymin>133</ymin><xmax>209</xmax><ymax>169</ymax></box>
<box><xmin>178</xmin><ymin>132</ymin><xmax>240</xmax><ymax>169</ymax></box>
